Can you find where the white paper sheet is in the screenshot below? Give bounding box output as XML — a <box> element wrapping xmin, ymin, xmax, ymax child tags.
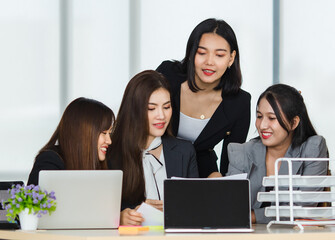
<box><xmin>136</xmin><ymin>202</ymin><xmax>163</xmax><ymax>226</ymax></box>
<box><xmin>171</xmin><ymin>173</ymin><xmax>248</xmax><ymax>180</ymax></box>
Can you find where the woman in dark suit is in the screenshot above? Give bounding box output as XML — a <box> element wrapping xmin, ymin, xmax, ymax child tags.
<box><xmin>157</xmin><ymin>18</ymin><xmax>251</xmax><ymax>177</ymax></box>
<box><xmin>108</xmin><ymin>70</ymin><xmax>198</xmax><ymax>225</ymax></box>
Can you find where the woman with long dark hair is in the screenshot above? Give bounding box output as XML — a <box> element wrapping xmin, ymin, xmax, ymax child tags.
<box><xmin>108</xmin><ymin>70</ymin><xmax>198</xmax><ymax>225</ymax></box>
<box><xmin>157</xmin><ymin>18</ymin><xmax>251</xmax><ymax>178</ymax></box>
<box><xmin>28</xmin><ymin>97</ymin><xmax>115</xmax><ymax>185</ymax></box>
<box><xmin>227</xmin><ymin>84</ymin><xmax>329</xmax><ymax>223</ymax></box>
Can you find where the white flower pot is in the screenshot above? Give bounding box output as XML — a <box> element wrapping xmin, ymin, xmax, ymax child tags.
<box><xmin>18</xmin><ymin>208</ymin><xmax>39</xmax><ymax>231</ymax></box>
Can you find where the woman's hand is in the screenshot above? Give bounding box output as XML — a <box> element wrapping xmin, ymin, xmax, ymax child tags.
<box><xmin>251</xmin><ymin>210</ymin><xmax>256</xmax><ymax>223</ymax></box>
<box><xmin>207</xmin><ymin>172</ymin><xmax>223</xmax><ymax>178</ymax></box>
<box><xmin>120</xmin><ymin>207</ymin><xmax>144</xmax><ymax>225</ymax></box>
<box><xmin>145</xmin><ymin>199</ymin><xmax>163</xmax><ymax>211</ymax></box>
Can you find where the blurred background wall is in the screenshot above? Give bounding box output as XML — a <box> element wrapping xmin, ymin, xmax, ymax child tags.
<box><xmin>0</xmin><ymin>0</ymin><xmax>334</xmax><ymax>182</ymax></box>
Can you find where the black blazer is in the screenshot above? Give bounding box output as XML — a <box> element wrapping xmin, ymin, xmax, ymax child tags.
<box><xmin>157</xmin><ymin>60</ymin><xmax>251</xmax><ymax>177</ymax></box>
<box><xmin>27</xmin><ymin>148</ymin><xmax>65</xmax><ymax>185</ymax></box>
<box><xmin>161</xmin><ymin>135</ymin><xmax>199</xmax><ymax>178</ymax></box>
<box><xmin>108</xmin><ymin>135</ymin><xmax>199</xmax><ymax>210</ymax></box>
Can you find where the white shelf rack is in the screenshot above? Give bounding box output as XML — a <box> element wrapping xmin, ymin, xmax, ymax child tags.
<box><xmin>258</xmin><ymin>158</ymin><xmax>335</xmax><ymax>230</ymax></box>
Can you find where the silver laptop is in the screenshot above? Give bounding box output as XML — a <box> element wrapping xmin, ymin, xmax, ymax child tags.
<box><xmin>164</xmin><ymin>179</ymin><xmax>254</xmax><ymax>233</ymax></box>
<box><xmin>38</xmin><ymin>170</ymin><xmax>122</xmax><ymax>229</ymax></box>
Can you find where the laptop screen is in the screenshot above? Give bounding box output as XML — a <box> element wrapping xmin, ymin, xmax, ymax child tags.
<box><xmin>0</xmin><ymin>181</ymin><xmax>23</xmax><ymax>229</ymax></box>
<box><xmin>164</xmin><ymin>179</ymin><xmax>251</xmax><ymax>229</ymax></box>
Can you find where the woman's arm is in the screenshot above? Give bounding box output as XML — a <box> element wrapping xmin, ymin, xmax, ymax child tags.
<box><xmin>226</xmin><ymin>143</ymin><xmax>247</xmax><ymax>176</ymax></box>
<box><xmin>298</xmin><ymin>136</ymin><xmax>329</xmax><ymax>205</ymax></box>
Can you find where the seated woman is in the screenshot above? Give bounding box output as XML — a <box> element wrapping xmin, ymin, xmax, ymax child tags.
<box><xmin>108</xmin><ymin>70</ymin><xmax>199</xmax><ymax>225</ymax></box>
<box><xmin>28</xmin><ymin>97</ymin><xmax>115</xmax><ymax>185</ymax></box>
<box><xmin>226</xmin><ymin>84</ymin><xmax>328</xmax><ymax>224</ymax></box>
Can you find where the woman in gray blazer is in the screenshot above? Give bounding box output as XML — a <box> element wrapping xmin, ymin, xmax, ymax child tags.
<box><xmin>108</xmin><ymin>70</ymin><xmax>199</xmax><ymax>226</ymax></box>
<box><xmin>227</xmin><ymin>84</ymin><xmax>328</xmax><ymax>224</ymax></box>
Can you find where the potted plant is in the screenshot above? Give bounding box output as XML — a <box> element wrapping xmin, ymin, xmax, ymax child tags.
<box><xmin>1</xmin><ymin>184</ymin><xmax>57</xmax><ymax>230</ymax></box>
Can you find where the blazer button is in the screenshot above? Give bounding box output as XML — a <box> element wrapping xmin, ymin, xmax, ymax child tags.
<box><xmin>226</xmin><ymin>131</ymin><xmax>231</xmax><ymax>136</ymax></box>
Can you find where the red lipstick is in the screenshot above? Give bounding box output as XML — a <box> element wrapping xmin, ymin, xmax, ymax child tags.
<box><xmin>203</xmin><ymin>69</ymin><xmax>215</xmax><ymax>76</ymax></box>
<box><xmin>153</xmin><ymin>122</ymin><xmax>165</xmax><ymax>129</ymax></box>
<box><xmin>261</xmin><ymin>132</ymin><xmax>271</xmax><ymax>139</ymax></box>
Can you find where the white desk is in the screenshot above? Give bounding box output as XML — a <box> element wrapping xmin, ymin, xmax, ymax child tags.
<box><xmin>1</xmin><ymin>224</ymin><xmax>335</xmax><ymax>240</ymax></box>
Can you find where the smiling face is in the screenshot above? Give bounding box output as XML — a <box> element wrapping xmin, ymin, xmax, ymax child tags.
<box><xmin>146</xmin><ymin>88</ymin><xmax>172</xmax><ymax>148</ymax></box>
<box><xmin>194</xmin><ymin>33</ymin><xmax>236</xmax><ymax>88</ymax></box>
<box><xmin>97</xmin><ymin>125</ymin><xmax>112</xmax><ymax>161</ymax></box>
<box><xmin>256</xmin><ymin>98</ymin><xmax>295</xmax><ymax>150</ymax></box>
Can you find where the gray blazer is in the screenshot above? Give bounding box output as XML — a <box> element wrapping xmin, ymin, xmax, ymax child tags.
<box><xmin>227</xmin><ymin>135</ymin><xmax>328</xmax><ymax>223</ymax></box>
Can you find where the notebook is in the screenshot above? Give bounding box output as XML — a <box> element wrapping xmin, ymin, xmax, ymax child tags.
<box><xmin>38</xmin><ymin>170</ymin><xmax>122</xmax><ymax>229</ymax></box>
<box><xmin>164</xmin><ymin>179</ymin><xmax>254</xmax><ymax>233</ymax></box>
<box><xmin>0</xmin><ymin>181</ymin><xmax>24</xmax><ymax>229</ymax></box>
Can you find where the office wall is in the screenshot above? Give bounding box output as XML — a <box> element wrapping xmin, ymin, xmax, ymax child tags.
<box><xmin>69</xmin><ymin>0</ymin><xmax>129</xmax><ymax>112</ymax></box>
<box><xmin>0</xmin><ymin>1</ymin><xmax>60</xmax><ymax>180</ymax></box>
<box><xmin>281</xmin><ymin>0</ymin><xmax>335</xmax><ymax>167</ymax></box>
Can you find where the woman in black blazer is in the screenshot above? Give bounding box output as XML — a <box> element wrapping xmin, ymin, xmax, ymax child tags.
<box><xmin>157</xmin><ymin>18</ymin><xmax>251</xmax><ymax>177</ymax></box>
<box><xmin>28</xmin><ymin>97</ymin><xmax>115</xmax><ymax>185</ymax></box>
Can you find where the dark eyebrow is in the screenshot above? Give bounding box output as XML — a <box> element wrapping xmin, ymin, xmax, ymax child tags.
<box><xmin>198</xmin><ymin>46</ymin><xmax>228</xmax><ymax>52</ymax></box>
<box><xmin>257</xmin><ymin>110</ymin><xmax>275</xmax><ymax>115</ymax></box>
<box><xmin>148</xmin><ymin>101</ymin><xmax>171</xmax><ymax>106</ymax></box>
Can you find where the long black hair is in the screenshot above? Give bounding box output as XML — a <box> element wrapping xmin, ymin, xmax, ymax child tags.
<box><xmin>257</xmin><ymin>84</ymin><xmax>317</xmax><ymax>148</ymax></box>
<box><xmin>181</xmin><ymin>18</ymin><xmax>242</xmax><ymax>95</ymax></box>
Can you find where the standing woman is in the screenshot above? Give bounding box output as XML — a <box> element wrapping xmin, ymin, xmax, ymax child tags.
<box><xmin>108</xmin><ymin>70</ymin><xmax>198</xmax><ymax>225</ymax></box>
<box><xmin>28</xmin><ymin>97</ymin><xmax>115</xmax><ymax>185</ymax></box>
<box><xmin>157</xmin><ymin>18</ymin><xmax>250</xmax><ymax>177</ymax></box>
<box><xmin>227</xmin><ymin>84</ymin><xmax>329</xmax><ymax>223</ymax></box>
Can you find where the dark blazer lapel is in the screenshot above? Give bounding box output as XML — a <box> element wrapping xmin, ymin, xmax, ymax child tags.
<box><xmin>162</xmin><ymin>136</ymin><xmax>183</xmax><ymax>178</ymax></box>
<box><xmin>194</xmin><ymin>101</ymin><xmax>229</xmax><ymax>147</ymax></box>
<box><xmin>171</xmin><ymin>83</ymin><xmax>181</xmax><ymax>136</ymax></box>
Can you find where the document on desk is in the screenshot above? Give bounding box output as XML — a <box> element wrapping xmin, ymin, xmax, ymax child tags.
<box><xmin>137</xmin><ymin>202</ymin><xmax>163</xmax><ymax>226</ymax></box>
<box><xmin>171</xmin><ymin>173</ymin><xmax>247</xmax><ymax>180</ymax></box>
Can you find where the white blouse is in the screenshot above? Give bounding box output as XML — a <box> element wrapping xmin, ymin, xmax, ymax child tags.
<box><xmin>142</xmin><ymin>137</ymin><xmax>167</xmax><ymax>200</ymax></box>
<box><xmin>177</xmin><ymin>112</ymin><xmax>210</xmax><ymax>143</ymax></box>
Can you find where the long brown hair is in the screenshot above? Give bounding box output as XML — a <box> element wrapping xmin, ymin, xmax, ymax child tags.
<box><xmin>109</xmin><ymin>70</ymin><xmax>171</xmax><ymax>205</ymax></box>
<box><xmin>38</xmin><ymin>97</ymin><xmax>115</xmax><ymax>170</ymax></box>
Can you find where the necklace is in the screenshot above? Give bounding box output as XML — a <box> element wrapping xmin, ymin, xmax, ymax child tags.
<box><xmin>181</xmin><ymin>82</ymin><xmax>221</xmax><ymax>120</ymax></box>
<box><xmin>198</xmin><ymin>90</ymin><xmax>220</xmax><ymax>120</ymax></box>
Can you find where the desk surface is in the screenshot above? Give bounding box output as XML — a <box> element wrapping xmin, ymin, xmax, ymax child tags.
<box><xmin>1</xmin><ymin>224</ymin><xmax>335</xmax><ymax>240</ymax></box>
